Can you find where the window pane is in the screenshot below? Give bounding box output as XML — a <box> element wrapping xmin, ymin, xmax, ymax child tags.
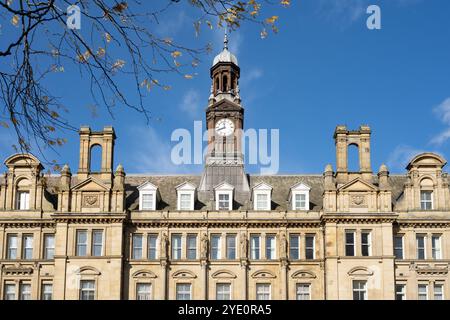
<box><xmin>42</xmin><ymin>284</ymin><xmax>53</xmax><ymax>300</ymax></box>
<box><xmin>420</xmin><ymin>191</ymin><xmax>433</xmax><ymax>210</ymax></box>
<box><xmin>395</xmin><ymin>284</ymin><xmax>406</xmax><ymax>301</ymax></box>
<box><xmin>22</xmin><ymin>235</ymin><xmax>33</xmax><ymax>260</ymax></box>
<box><xmin>4</xmin><ymin>284</ymin><xmax>16</xmax><ymax>300</ymax></box>
<box><xmin>256</xmin><ymin>193</ymin><xmax>268</xmax><ymax>210</ymax></box>
<box><xmin>211</xmin><ymin>235</ymin><xmax>221</xmax><ymax>260</ymax></box>
<box><xmin>432</xmin><ymin>235</ymin><xmax>442</xmax><ymax>260</ymax></box>
<box><xmin>226</xmin><ymin>235</ymin><xmax>236</xmax><ymax>260</ymax></box>
<box><xmin>142</xmin><ymin>193</ymin><xmax>154</xmax><ymax>210</ymax></box>
<box><xmin>171</xmin><ymin>234</ymin><xmax>182</xmax><ymax>260</ymax></box>
<box><xmin>418</xmin><ymin>284</ymin><xmax>428</xmax><ymax>300</ymax></box>
<box><xmin>136</xmin><ymin>283</ymin><xmax>151</xmax><ymax>300</ymax></box>
<box><xmin>20</xmin><ymin>283</ymin><xmax>31</xmax><ymax>300</ymax></box>
<box><xmin>16</xmin><ymin>191</ymin><xmax>30</xmax><ymax>210</ymax></box>
<box><xmin>92</xmin><ymin>230</ymin><xmax>103</xmax><ymax>257</ymax></box>
<box><xmin>148</xmin><ymin>234</ymin><xmax>158</xmax><ymax>260</ymax></box>
<box><xmin>216</xmin><ymin>283</ymin><xmax>231</xmax><ymax>300</ymax></box>
<box><xmin>180</xmin><ymin>194</ymin><xmax>192</xmax><ymax>210</ymax></box>
<box><xmin>434</xmin><ymin>284</ymin><xmax>444</xmax><ymax>300</ymax></box>
<box><xmin>266</xmin><ymin>235</ymin><xmax>276</xmax><ymax>260</ymax></box>
<box><xmin>132</xmin><ymin>234</ymin><xmax>143</xmax><ymax>259</ymax></box>
<box><xmin>250</xmin><ymin>235</ymin><xmax>260</xmax><ymax>260</ymax></box>
<box><xmin>256</xmin><ymin>284</ymin><xmax>271</xmax><ymax>300</ymax></box>
<box><xmin>289</xmin><ymin>235</ymin><xmax>300</xmax><ymax>260</ymax></box>
<box><xmin>187</xmin><ymin>234</ymin><xmax>197</xmax><ymax>260</ymax></box>
<box><xmin>296</xmin><ymin>284</ymin><xmax>311</xmax><ymax>301</ymax></box>
<box><xmin>76</xmin><ymin>230</ymin><xmax>87</xmax><ymax>256</ymax></box>
<box><xmin>176</xmin><ymin>284</ymin><xmax>191</xmax><ymax>300</ymax></box>
<box><xmin>361</xmin><ymin>232</ymin><xmax>371</xmax><ymax>257</ymax></box>
<box><xmin>345</xmin><ymin>232</ymin><xmax>355</xmax><ymax>257</ymax></box>
<box><xmin>80</xmin><ymin>280</ymin><xmax>95</xmax><ymax>300</ymax></box>
<box><xmin>416</xmin><ymin>235</ymin><xmax>426</xmax><ymax>260</ymax></box>
<box><xmin>394</xmin><ymin>236</ymin><xmax>403</xmax><ymax>259</ymax></box>
<box><xmin>352</xmin><ymin>280</ymin><xmax>367</xmax><ymax>301</ymax></box>
<box><xmin>305</xmin><ymin>235</ymin><xmax>315</xmax><ymax>260</ymax></box>
<box><xmin>218</xmin><ymin>193</ymin><xmax>230</xmax><ymax>210</ymax></box>
<box><xmin>295</xmin><ymin>193</ymin><xmax>306</xmax><ymax>210</ymax></box>
<box><xmin>7</xmin><ymin>234</ymin><xmax>18</xmax><ymax>259</ymax></box>
<box><xmin>44</xmin><ymin>234</ymin><xmax>55</xmax><ymax>260</ymax></box>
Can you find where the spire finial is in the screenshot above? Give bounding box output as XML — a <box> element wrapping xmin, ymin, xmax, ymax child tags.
<box><xmin>223</xmin><ymin>27</ymin><xmax>229</xmax><ymax>50</ymax></box>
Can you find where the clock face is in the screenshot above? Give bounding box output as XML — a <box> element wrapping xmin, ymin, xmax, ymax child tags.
<box><xmin>215</xmin><ymin>118</ymin><xmax>235</xmax><ymax>137</ymax></box>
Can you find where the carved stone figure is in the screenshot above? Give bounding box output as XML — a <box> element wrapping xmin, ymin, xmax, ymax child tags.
<box><xmin>240</xmin><ymin>233</ymin><xmax>248</xmax><ymax>258</ymax></box>
<box><xmin>280</xmin><ymin>232</ymin><xmax>287</xmax><ymax>259</ymax></box>
<box><xmin>201</xmin><ymin>233</ymin><xmax>209</xmax><ymax>259</ymax></box>
<box><xmin>160</xmin><ymin>232</ymin><xmax>168</xmax><ymax>258</ymax></box>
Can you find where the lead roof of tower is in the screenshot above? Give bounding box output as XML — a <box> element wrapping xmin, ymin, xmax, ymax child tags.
<box><xmin>212</xmin><ymin>31</ymin><xmax>238</xmax><ymax>66</ymax></box>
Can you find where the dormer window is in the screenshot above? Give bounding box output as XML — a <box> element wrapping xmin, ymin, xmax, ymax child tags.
<box><xmin>176</xmin><ymin>182</ymin><xmax>196</xmax><ymax>211</ymax></box>
<box><xmin>420</xmin><ymin>191</ymin><xmax>433</xmax><ymax>210</ymax></box>
<box><xmin>137</xmin><ymin>181</ymin><xmax>159</xmax><ymax>211</ymax></box>
<box><xmin>252</xmin><ymin>182</ymin><xmax>273</xmax><ymax>211</ymax></box>
<box><xmin>290</xmin><ymin>183</ymin><xmax>311</xmax><ymax>211</ymax></box>
<box><xmin>214</xmin><ymin>182</ymin><xmax>234</xmax><ymax>211</ymax></box>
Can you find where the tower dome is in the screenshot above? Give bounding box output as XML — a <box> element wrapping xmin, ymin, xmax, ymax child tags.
<box><xmin>212</xmin><ymin>32</ymin><xmax>238</xmax><ymax>66</ymax></box>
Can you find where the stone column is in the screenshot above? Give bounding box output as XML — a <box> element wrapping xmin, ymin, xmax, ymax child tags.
<box><xmin>201</xmin><ymin>260</ymin><xmax>208</xmax><ymax>300</ymax></box>
<box><xmin>281</xmin><ymin>259</ymin><xmax>288</xmax><ymax>300</ymax></box>
<box><xmin>160</xmin><ymin>260</ymin><xmax>168</xmax><ymax>300</ymax></box>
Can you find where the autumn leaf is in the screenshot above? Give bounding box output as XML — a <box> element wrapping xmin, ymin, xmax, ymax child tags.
<box><xmin>163</xmin><ymin>86</ymin><xmax>171</xmax><ymax>91</ymax></box>
<box><xmin>112</xmin><ymin>2</ymin><xmax>128</xmax><ymax>13</ymax></box>
<box><xmin>206</xmin><ymin>20</ymin><xmax>213</xmax><ymax>30</ymax></box>
<box><xmin>184</xmin><ymin>74</ymin><xmax>193</xmax><ymax>79</ymax></box>
<box><xmin>281</xmin><ymin>0</ymin><xmax>290</xmax><ymax>6</ymax></box>
<box><xmin>265</xmin><ymin>16</ymin><xmax>279</xmax><ymax>24</ymax></box>
<box><xmin>11</xmin><ymin>15</ymin><xmax>19</xmax><ymax>26</ymax></box>
<box><xmin>112</xmin><ymin>59</ymin><xmax>125</xmax><ymax>70</ymax></box>
<box><xmin>105</xmin><ymin>33</ymin><xmax>112</xmax><ymax>43</ymax></box>
<box><xmin>171</xmin><ymin>51</ymin><xmax>182</xmax><ymax>59</ymax></box>
<box><xmin>0</xmin><ymin>121</ymin><xmax>9</xmax><ymax>128</ymax></box>
<box><xmin>97</xmin><ymin>47</ymin><xmax>106</xmax><ymax>57</ymax></box>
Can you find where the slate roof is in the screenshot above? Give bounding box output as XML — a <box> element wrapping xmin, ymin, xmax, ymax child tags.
<box><xmin>0</xmin><ymin>173</ymin><xmax>425</xmax><ymax>212</ymax></box>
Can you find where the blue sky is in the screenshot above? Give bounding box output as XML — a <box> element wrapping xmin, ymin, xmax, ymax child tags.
<box><xmin>1</xmin><ymin>0</ymin><xmax>450</xmax><ymax>175</ymax></box>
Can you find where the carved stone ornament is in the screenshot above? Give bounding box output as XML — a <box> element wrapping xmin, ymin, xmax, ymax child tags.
<box><xmin>83</xmin><ymin>194</ymin><xmax>99</xmax><ymax>207</ymax></box>
<box><xmin>351</xmin><ymin>194</ymin><xmax>366</xmax><ymax>207</ymax></box>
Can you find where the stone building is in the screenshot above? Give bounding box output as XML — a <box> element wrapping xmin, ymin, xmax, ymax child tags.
<box><xmin>0</xmin><ymin>36</ymin><xmax>449</xmax><ymax>301</ymax></box>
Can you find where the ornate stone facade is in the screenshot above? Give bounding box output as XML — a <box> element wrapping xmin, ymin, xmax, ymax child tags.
<box><xmin>0</xmin><ymin>37</ymin><xmax>449</xmax><ymax>301</ymax></box>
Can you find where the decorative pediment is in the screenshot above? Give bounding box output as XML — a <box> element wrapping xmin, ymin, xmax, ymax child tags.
<box><xmin>71</xmin><ymin>176</ymin><xmax>109</xmax><ymax>191</ymax></box>
<box><xmin>4</xmin><ymin>153</ymin><xmax>43</xmax><ymax>169</ymax></box>
<box><xmin>214</xmin><ymin>181</ymin><xmax>235</xmax><ymax>191</ymax></box>
<box><xmin>251</xmin><ymin>270</ymin><xmax>276</xmax><ymax>279</ymax></box>
<box><xmin>338</xmin><ymin>178</ymin><xmax>378</xmax><ymax>192</ymax></box>
<box><xmin>175</xmin><ymin>181</ymin><xmax>197</xmax><ymax>191</ymax></box>
<box><xmin>291</xmin><ymin>270</ymin><xmax>317</xmax><ymax>279</ymax></box>
<box><xmin>137</xmin><ymin>181</ymin><xmax>158</xmax><ymax>191</ymax></box>
<box><xmin>132</xmin><ymin>270</ymin><xmax>157</xmax><ymax>278</ymax></box>
<box><xmin>76</xmin><ymin>266</ymin><xmax>101</xmax><ymax>276</ymax></box>
<box><xmin>290</xmin><ymin>182</ymin><xmax>311</xmax><ymax>192</ymax></box>
<box><xmin>172</xmin><ymin>270</ymin><xmax>197</xmax><ymax>279</ymax></box>
<box><xmin>407</xmin><ymin>153</ymin><xmax>447</xmax><ymax>170</ymax></box>
<box><xmin>211</xmin><ymin>270</ymin><xmax>237</xmax><ymax>279</ymax></box>
<box><xmin>348</xmin><ymin>267</ymin><xmax>374</xmax><ymax>277</ymax></box>
<box><xmin>252</xmin><ymin>182</ymin><xmax>273</xmax><ymax>192</ymax></box>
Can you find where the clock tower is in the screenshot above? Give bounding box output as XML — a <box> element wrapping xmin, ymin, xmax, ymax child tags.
<box><xmin>199</xmin><ymin>33</ymin><xmax>250</xmax><ymax>204</ymax></box>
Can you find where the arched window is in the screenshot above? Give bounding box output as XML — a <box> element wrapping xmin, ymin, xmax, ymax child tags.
<box><xmin>90</xmin><ymin>144</ymin><xmax>102</xmax><ymax>172</ymax></box>
<box><xmin>15</xmin><ymin>178</ymin><xmax>30</xmax><ymax>210</ymax></box>
<box><xmin>223</xmin><ymin>75</ymin><xmax>228</xmax><ymax>92</ymax></box>
<box><xmin>215</xmin><ymin>77</ymin><xmax>220</xmax><ymax>92</ymax></box>
<box><xmin>348</xmin><ymin>143</ymin><xmax>360</xmax><ymax>172</ymax></box>
<box><xmin>420</xmin><ymin>178</ymin><xmax>434</xmax><ymax>210</ymax></box>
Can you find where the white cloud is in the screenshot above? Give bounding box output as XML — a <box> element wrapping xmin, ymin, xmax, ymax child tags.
<box><xmin>124</xmin><ymin>126</ymin><xmax>191</xmax><ymax>174</ymax></box>
<box><xmin>179</xmin><ymin>89</ymin><xmax>201</xmax><ymax>116</ymax></box>
<box><xmin>240</xmin><ymin>68</ymin><xmax>263</xmax><ymax>88</ymax></box>
<box><xmin>387</xmin><ymin>145</ymin><xmax>428</xmax><ymax>172</ymax></box>
<box><xmin>430</xmin><ymin>98</ymin><xmax>450</xmax><ymax>145</ymax></box>
<box><xmin>154</xmin><ymin>10</ymin><xmax>187</xmax><ymax>37</ymax></box>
